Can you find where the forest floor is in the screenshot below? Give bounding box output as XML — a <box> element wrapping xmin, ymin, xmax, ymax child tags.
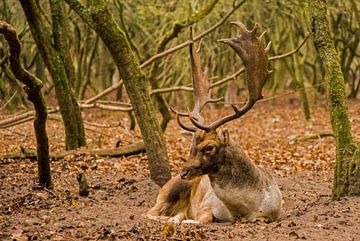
<box><xmin>0</xmin><ymin>93</ymin><xmax>360</xmax><ymax>241</ymax></box>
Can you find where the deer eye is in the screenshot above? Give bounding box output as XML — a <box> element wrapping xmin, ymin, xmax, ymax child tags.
<box><xmin>203</xmin><ymin>145</ymin><xmax>215</xmax><ymax>154</ymax></box>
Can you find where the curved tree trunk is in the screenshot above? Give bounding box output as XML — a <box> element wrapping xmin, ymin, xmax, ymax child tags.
<box><xmin>0</xmin><ymin>21</ymin><xmax>52</xmax><ymax>188</ymax></box>
<box><xmin>20</xmin><ymin>0</ymin><xmax>86</xmax><ymax>150</ymax></box>
<box><xmin>308</xmin><ymin>0</ymin><xmax>360</xmax><ymax>198</ymax></box>
<box><xmin>64</xmin><ymin>0</ymin><xmax>171</xmax><ymax>186</ymax></box>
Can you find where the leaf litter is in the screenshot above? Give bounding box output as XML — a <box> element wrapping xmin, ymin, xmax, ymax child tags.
<box><xmin>0</xmin><ymin>95</ymin><xmax>359</xmax><ymax>240</ymax></box>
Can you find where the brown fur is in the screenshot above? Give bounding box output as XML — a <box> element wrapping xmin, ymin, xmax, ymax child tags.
<box><xmin>147</xmin><ymin>22</ymin><xmax>281</xmax><ymax>224</ymax></box>
<box><xmin>181</xmin><ymin>129</ymin><xmax>283</xmax><ymax>222</ymax></box>
<box><xmin>166</xmin><ymin>179</ymin><xmax>191</xmax><ymax>204</ymax></box>
<box><xmin>146</xmin><ymin>129</ymin><xmax>282</xmax><ymax>224</ymax></box>
<box><xmin>146</xmin><ymin>174</ymin><xmax>232</xmax><ymax>224</ymax></box>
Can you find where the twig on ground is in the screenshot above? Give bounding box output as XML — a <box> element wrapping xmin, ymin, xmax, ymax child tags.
<box><xmin>289</xmin><ymin>132</ymin><xmax>333</xmax><ymax>142</ymax></box>
<box><xmin>0</xmin><ymin>142</ymin><xmax>145</xmax><ymax>160</ymax></box>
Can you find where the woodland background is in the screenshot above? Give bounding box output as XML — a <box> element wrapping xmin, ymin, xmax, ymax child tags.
<box><xmin>2</xmin><ymin>0</ymin><xmax>359</xmax><ymax>113</ymax></box>
<box><xmin>0</xmin><ymin>0</ymin><xmax>359</xmax><ymax>240</ymax></box>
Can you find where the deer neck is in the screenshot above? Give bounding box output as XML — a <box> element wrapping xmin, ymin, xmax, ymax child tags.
<box><xmin>209</xmin><ymin>140</ymin><xmax>262</xmax><ymax>188</ymax></box>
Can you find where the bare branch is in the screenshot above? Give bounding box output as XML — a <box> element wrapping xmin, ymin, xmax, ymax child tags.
<box><xmin>63</xmin><ymin>0</ymin><xmax>96</xmax><ymax>29</ymax></box>
<box><xmin>83</xmin><ymin>80</ymin><xmax>123</xmax><ymax>104</ymax></box>
<box><xmin>79</xmin><ymin>102</ymin><xmax>133</xmax><ymax>112</ymax></box>
<box><xmin>269</xmin><ymin>34</ymin><xmax>309</xmax><ymax>61</ymax></box>
<box><xmin>139</xmin><ymin>0</ymin><xmax>247</xmax><ymax>69</ymax></box>
<box><xmin>148</xmin><ymin>35</ymin><xmax>309</xmax><ymax>95</ymax></box>
<box><xmin>0</xmin><ymin>90</ymin><xmax>18</xmax><ymax>111</ymax></box>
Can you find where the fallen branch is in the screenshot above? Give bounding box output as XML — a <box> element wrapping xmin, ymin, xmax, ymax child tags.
<box><xmin>1</xmin><ymin>142</ymin><xmax>145</xmax><ymax>160</ymax></box>
<box><xmin>0</xmin><ymin>102</ymin><xmax>132</xmax><ymax>128</ymax></box>
<box><xmin>0</xmin><ymin>108</ymin><xmax>58</xmax><ymax>128</ymax></box>
<box><xmin>79</xmin><ymin>102</ymin><xmax>133</xmax><ymax>111</ymax></box>
<box><xmin>289</xmin><ymin>132</ymin><xmax>333</xmax><ymax>142</ymax></box>
<box><xmin>83</xmin><ymin>120</ymin><xmax>124</xmax><ymax>128</ymax></box>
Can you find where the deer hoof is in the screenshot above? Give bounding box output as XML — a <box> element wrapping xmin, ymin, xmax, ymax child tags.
<box><xmin>167</xmin><ymin>217</ymin><xmax>181</xmax><ymax>224</ymax></box>
<box><xmin>181</xmin><ymin>219</ymin><xmax>199</xmax><ymax>224</ymax></box>
<box><xmin>251</xmin><ymin>216</ymin><xmax>270</xmax><ymax>223</ymax></box>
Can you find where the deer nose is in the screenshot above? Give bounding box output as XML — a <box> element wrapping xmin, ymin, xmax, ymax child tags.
<box><xmin>180</xmin><ymin>169</ymin><xmax>189</xmax><ymax>179</ymax></box>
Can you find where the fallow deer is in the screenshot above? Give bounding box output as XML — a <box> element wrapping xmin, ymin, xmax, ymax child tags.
<box><xmin>146</xmin><ymin>22</ymin><xmax>282</xmax><ymax>224</ymax></box>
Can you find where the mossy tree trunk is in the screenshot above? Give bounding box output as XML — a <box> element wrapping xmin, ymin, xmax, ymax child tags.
<box><xmin>64</xmin><ymin>0</ymin><xmax>171</xmax><ymax>186</ymax></box>
<box><xmin>19</xmin><ymin>0</ymin><xmax>86</xmax><ymax>150</ymax></box>
<box><xmin>0</xmin><ymin>21</ymin><xmax>52</xmax><ymax>188</ymax></box>
<box><xmin>308</xmin><ymin>0</ymin><xmax>360</xmax><ymax>198</ymax></box>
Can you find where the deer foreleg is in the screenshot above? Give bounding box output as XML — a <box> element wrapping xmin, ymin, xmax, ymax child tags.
<box><xmin>196</xmin><ymin>206</ymin><xmax>213</xmax><ymax>224</ymax></box>
<box><xmin>167</xmin><ymin>211</ymin><xmax>187</xmax><ymax>224</ymax></box>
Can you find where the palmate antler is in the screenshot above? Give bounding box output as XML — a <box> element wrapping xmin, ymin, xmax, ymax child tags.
<box><xmin>172</xmin><ymin>22</ymin><xmax>271</xmax><ymax>132</ymax></box>
<box><xmin>171</xmin><ymin>27</ymin><xmax>222</xmax><ymax>132</ymax></box>
<box><xmin>189</xmin><ymin>21</ymin><xmax>272</xmax><ymax>132</ymax></box>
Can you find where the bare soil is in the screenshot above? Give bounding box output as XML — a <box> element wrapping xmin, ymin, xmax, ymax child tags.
<box><xmin>1</xmin><ymin>94</ymin><xmax>359</xmax><ymax>241</ymax></box>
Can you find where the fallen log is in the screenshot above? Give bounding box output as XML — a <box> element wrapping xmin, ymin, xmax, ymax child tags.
<box><xmin>289</xmin><ymin>132</ymin><xmax>334</xmax><ymax>142</ymax></box>
<box><xmin>0</xmin><ymin>142</ymin><xmax>145</xmax><ymax>161</ymax></box>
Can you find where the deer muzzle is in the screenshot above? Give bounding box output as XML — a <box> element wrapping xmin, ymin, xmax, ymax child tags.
<box><xmin>180</xmin><ymin>165</ymin><xmax>202</xmax><ymax>180</ymax></box>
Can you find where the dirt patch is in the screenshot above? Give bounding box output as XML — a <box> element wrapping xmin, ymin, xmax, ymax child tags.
<box><xmin>1</xmin><ymin>96</ymin><xmax>359</xmax><ymax>240</ymax></box>
<box><xmin>0</xmin><ymin>166</ymin><xmax>359</xmax><ymax>241</ymax></box>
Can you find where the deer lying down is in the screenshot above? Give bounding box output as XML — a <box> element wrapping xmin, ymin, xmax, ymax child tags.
<box><xmin>146</xmin><ymin>174</ymin><xmax>233</xmax><ymax>223</ymax></box>
<box><xmin>179</xmin><ymin>129</ymin><xmax>282</xmax><ymax>223</ymax></box>
<box><xmin>146</xmin><ymin>22</ymin><xmax>282</xmax><ymax>224</ymax></box>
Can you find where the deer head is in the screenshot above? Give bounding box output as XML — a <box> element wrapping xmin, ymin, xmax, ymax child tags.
<box><xmin>172</xmin><ymin>22</ymin><xmax>272</xmax><ymax>180</ymax></box>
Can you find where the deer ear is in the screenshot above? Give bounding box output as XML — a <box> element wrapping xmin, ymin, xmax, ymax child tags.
<box><xmin>218</xmin><ymin>129</ymin><xmax>229</xmax><ymax>144</ymax></box>
<box><xmin>181</xmin><ymin>131</ymin><xmax>194</xmax><ymax>140</ymax></box>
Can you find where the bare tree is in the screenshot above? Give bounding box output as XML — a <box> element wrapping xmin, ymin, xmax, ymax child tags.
<box><xmin>19</xmin><ymin>0</ymin><xmax>86</xmax><ymax>150</ymax></box>
<box><xmin>64</xmin><ymin>0</ymin><xmax>171</xmax><ymax>186</ymax></box>
<box><xmin>0</xmin><ymin>21</ymin><xmax>51</xmax><ymax>188</ymax></box>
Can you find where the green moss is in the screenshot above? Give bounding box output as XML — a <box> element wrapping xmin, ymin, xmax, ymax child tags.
<box><xmin>347</xmin><ymin>147</ymin><xmax>360</xmax><ymax>196</ymax></box>
<box><xmin>308</xmin><ymin>0</ymin><xmax>359</xmax><ymax>198</ymax></box>
<box><xmin>158</xmin><ymin>0</ymin><xmax>218</xmax><ymax>52</ymax></box>
<box><xmin>85</xmin><ymin>1</ymin><xmax>171</xmax><ymax>186</ymax></box>
<box><xmin>21</xmin><ymin>0</ymin><xmax>86</xmax><ymax>150</ymax></box>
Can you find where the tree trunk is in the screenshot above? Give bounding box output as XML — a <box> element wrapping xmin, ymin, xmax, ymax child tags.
<box><xmin>64</xmin><ymin>0</ymin><xmax>171</xmax><ymax>186</ymax></box>
<box><xmin>308</xmin><ymin>0</ymin><xmax>360</xmax><ymax>198</ymax></box>
<box><xmin>0</xmin><ymin>21</ymin><xmax>52</xmax><ymax>188</ymax></box>
<box><xmin>20</xmin><ymin>0</ymin><xmax>86</xmax><ymax>150</ymax></box>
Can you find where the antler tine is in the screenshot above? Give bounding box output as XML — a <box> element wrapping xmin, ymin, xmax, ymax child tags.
<box><xmin>204</xmin><ymin>21</ymin><xmax>271</xmax><ymax>131</ymax></box>
<box><xmin>176</xmin><ymin>113</ymin><xmax>197</xmax><ymax>132</ymax></box>
<box><xmin>171</xmin><ymin>27</ymin><xmax>222</xmax><ymax>132</ymax></box>
<box><xmin>189</xmin><ymin>27</ymin><xmax>209</xmax><ymax>124</ymax></box>
<box><xmin>258</xmin><ymin>30</ymin><xmax>267</xmax><ymax>42</ymax></box>
<box><xmin>170</xmin><ymin>107</ymin><xmax>197</xmax><ymax>132</ymax></box>
<box><xmin>230</xmin><ymin>21</ymin><xmax>251</xmax><ymax>34</ymax></box>
<box><xmin>188</xmin><ymin>108</ymin><xmax>211</xmax><ymax>132</ymax></box>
